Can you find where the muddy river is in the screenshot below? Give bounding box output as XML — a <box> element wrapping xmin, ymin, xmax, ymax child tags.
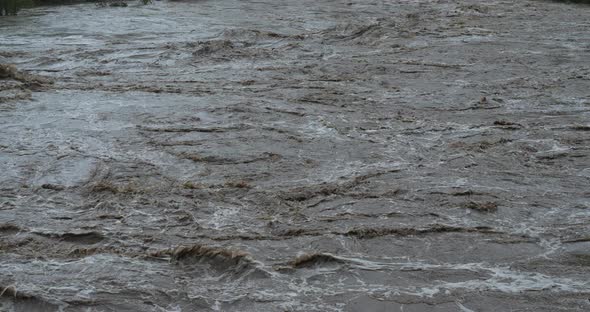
<box><xmin>0</xmin><ymin>0</ymin><xmax>589</xmax><ymax>311</ymax></box>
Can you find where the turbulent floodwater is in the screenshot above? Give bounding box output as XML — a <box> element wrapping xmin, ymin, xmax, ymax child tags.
<box><xmin>0</xmin><ymin>0</ymin><xmax>590</xmax><ymax>311</ymax></box>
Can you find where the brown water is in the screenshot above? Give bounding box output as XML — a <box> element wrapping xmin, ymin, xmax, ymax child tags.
<box><xmin>1</xmin><ymin>1</ymin><xmax>590</xmax><ymax>311</ymax></box>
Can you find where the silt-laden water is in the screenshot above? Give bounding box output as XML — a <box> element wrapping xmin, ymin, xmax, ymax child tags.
<box><xmin>0</xmin><ymin>1</ymin><xmax>589</xmax><ymax>311</ymax></box>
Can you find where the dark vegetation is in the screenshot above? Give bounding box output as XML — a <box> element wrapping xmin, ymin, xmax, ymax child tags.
<box><xmin>0</xmin><ymin>0</ymin><xmax>150</xmax><ymax>16</ymax></box>
<box><xmin>0</xmin><ymin>0</ymin><xmax>30</xmax><ymax>16</ymax></box>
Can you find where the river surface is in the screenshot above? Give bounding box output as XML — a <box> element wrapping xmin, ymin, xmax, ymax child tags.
<box><xmin>0</xmin><ymin>0</ymin><xmax>589</xmax><ymax>311</ymax></box>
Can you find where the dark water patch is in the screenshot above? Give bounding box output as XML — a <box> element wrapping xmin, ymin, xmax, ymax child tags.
<box><xmin>449</xmin><ymin>138</ymin><xmax>513</xmax><ymax>152</ymax></box>
<box><xmin>0</xmin><ymin>287</ymin><xmax>59</xmax><ymax>312</ymax></box>
<box><xmin>493</xmin><ymin>120</ymin><xmax>524</xmax><ymax>129</ymax></box>
<box><xmin>0</xmin><ymin>223</ymin><xmax>20</xmax><ymax>235</ymax></box>
<box><xmin>32</xmin><ymin>231</ymin><xmax>104</xmax><ymax>244</ymax></box>
<box><xmin>570</xmin><ymin>124</ymin><xmax>590</xmax><ymax>131</ymax></box>
<box><xmin>150</xmin><ymin>244</ymin><xmax>269</xmax><ymax>278</ymax></box>
<box><xmin>221</xmin><ymin>28</ymin><xmax>305</xmax><ymax>41</ymax></box>
<box><xmin>542</xmin><ymin>0</ymin><xmax>590</xmax><ymax>4</ymax></box>
<box><xmin>344</xmin><ymin>224</ymin><xmax>499</xmax><ymax>239</ymax></box>
<box><xmin>40</xmin><ymin>183</ymin><xmax>65</xmax><ymax>191</ymax></box>
<box><xmin>0</xmin><ymin>63</ymin><xmax>52</xmax><ymax>105</ymax></box>
<box><xmin>187</xmin><ymin>28</ymin><xmax>305</xmax><ymax>63</ymax></box>
<box><xmin>462</xmin><ymin>201</ymin><xmax>498</xmax><ymax>213</ymax></box>
<box><xmin>563</xmin><ymin>253</ymin><xmax>590</xmax><ymax>267</ymax></box>
<box><xmin>0</xmin><ymin>63</ymin><xmax>53</xmax><ymax>85</ymax></box>
<box><xmin>318</xmin><ymin>19</ymin><xmax>399</xmax><ymax>47</ymax></box>
<box><xmin>564</xmin><ymin>237</ymin><xmax>590</xmax><ymax>243</ymax></box>
<box><xmin>63</xmin><ymin>83</ymin><xmax>200</xmax><ymax>94</ymax></box>
<box><xmin>0</xmin><ymin>64</ymin><xmax>19</xmax><ymax>79</ymax></box>
<box><xmin>0</xmin><ymin>84</ymin><xmax>32</xmax><ymax>104</ymax></box>
<box><xmin>67</xmin><ymin>245</ymin><xmax>127</xmax><ymax>258</ymax></box>
<box><xmin>279</xmin><ymin>169</ymin><xmax>402</xmax><ymax>202</ymax></box>
<box><xmin>273</xmin><ymin>224</ymin><xmax>501</xmax><ymax>240</ymax></box>
<box><xmin>138</xmin><ymin>124</ymin><xmax>247</xmax><ymax>133</ymax></box>
<box><xmin>192</xmin><ymin>40</ymin><xmax>235</xmax><ymax>57</ymax></box>
<box><xmin>177</xmin><ymin>151</ymin><xmax>281</xmax><ymax>165</ymax></box>
<box><xmin>87</xmin><ymin>180</ymin><xmax>152</xmax><ymax>195</ymax></box>
<box><xmin>153</xmin><ymin>244</ymin><xmax>250</xmax><ymax>262</ymax></box>
<box><xmin>289</xmin><ymin>253</ymin><xmax>345</xmax><ymax>268</ymax></box>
